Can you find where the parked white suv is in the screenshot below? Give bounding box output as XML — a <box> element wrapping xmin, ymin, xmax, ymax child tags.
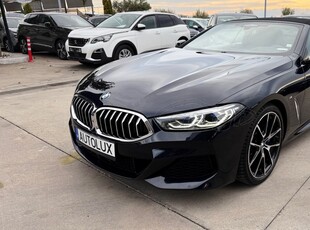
<box><xmin>66</xmin><ymin>12</ymin><xmax>190</xmax><ymax>65</ymax></box>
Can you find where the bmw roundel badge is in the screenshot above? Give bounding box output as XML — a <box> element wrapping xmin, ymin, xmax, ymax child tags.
<box><xmin>100</xmin><ymin>92</ymin><xmax>111</xmax><ymax>102</ymax></box>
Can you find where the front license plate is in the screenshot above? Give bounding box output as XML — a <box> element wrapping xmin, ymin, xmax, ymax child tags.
<box><xmin>69</xmin><ymin>47</ymin><xmax>81</xmax><ymax>53</ymax></box>
<box><xmin>75</xmin><ymin>128</ymin><xmax>115</xmax><ymax>158</ymax></box>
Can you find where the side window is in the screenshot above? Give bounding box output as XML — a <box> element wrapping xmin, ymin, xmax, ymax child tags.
<box><xmin>307</xmin><ymin>32</ymin><xmax>310</xmax><ymax>53</ymax></box>
<box><xmin>183</xmin><ymin>20</ymin><xmax>189</xmax><ymax>26</ymax></box>
<box><xmin>157</xmin><ymin>15</ymin><xmax>174</xmax><ymax>28</ymax></box>
<box><xmin>25</xmin><ymin>14</ymin><xmax>39</xmax><ymax>24</ymax></box>
<box><xmin>139</xmin><ymin>16</ymin><xmax>156</xmax><ymax>29</ymax></box>
<box><xmin>193</xmin><ymin>21</ymin><xmax>202</xmax><ymax>29</ymax></box>
<box><xmin>38</xmin><ymin>15</ymin><xmax>52</xmax><ymax>26</ymax></box>
<box><xmin>188</xmin><ymin>20</ymin><xmax>194</xmax><ymax>27</ymax></box>
<box><xmin>171</xmin><ymin>16</ymin><xmax>184</xmax><ymax>25</ymax></box>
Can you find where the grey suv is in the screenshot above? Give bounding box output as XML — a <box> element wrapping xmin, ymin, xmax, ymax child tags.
<box><xmin>0</xmin><ymin>17</ymin><xmax>22</xmax><ymax>51</ymax></box>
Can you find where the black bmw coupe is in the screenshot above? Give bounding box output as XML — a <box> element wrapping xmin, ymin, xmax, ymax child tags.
<box><xmin>69</xmin><ymin>18</ymin><xmax>310</xmax><ymax>189</ymax></box>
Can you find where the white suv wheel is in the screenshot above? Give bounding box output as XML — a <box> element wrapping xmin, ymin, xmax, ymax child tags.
<box><xmin>119</xmin><ymin>48</ymin><xmax>132</xmax><ymax>59</ymax></box>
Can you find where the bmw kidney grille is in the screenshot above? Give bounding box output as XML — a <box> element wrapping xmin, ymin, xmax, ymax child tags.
<box><xmin>72</xmin><ymin>96</ymin><xmax>153</xmax><ymax>141</ymax></box>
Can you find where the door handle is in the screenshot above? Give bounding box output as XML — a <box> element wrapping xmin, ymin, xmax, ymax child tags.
<box><xmin>155</xmin><ymin>31</ymin><xmax>160</xmax><ymax>35</ymax></box>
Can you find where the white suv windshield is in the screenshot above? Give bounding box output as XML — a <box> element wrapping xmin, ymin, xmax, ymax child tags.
<box><xmin>97</xmin><ymin>13</ymin><xmax>141</xmax><ymax>29</ymax></box>
<box><xmin>184</xmin><ymin>21</ymin><xmax>301</xmax><ymax>54</ymax></box>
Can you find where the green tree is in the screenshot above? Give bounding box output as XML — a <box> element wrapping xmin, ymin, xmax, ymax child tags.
<box><xmin>240</xmin><ymin>9</ymin><xmax>253</xmax><ymax>14</ymax></box>
<box><xmin>103</xmin><ymin>0</ymin><xmax>114</xmax><ymax>14</ymax></box>
<box><xmin>22</xmin><ymin>3</ymin><xmax>33</xmax><ymax>14</ymax></box>
<box><xmin>193</xmin><ymin>9</ymin><xmax>208</xmax><ymax>18</ymax></box>
<box><xmin>154</xmin><ymin>9</ymin><xmax>174</xmax><ymax>14</ymax></box>
<box><xmin>282</xmin><ymin>7</ymin><xmax>295</xmax><ymax>16</ymax></box>
<box><xmin>113</xmin><ymin>0</ymin><xmax>151</xmax><ymax>12</ymax></box>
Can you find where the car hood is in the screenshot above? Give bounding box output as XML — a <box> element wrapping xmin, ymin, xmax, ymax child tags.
<box><xmin>62</xmin><ymin>26</ymin><xmax>92</xmax><ymax>30</ymax></box>
<box><xmin>9</xmin><ymin>28</ymin><xmax>18</xmax><ymax>33</ymax></box>
<box><xmin>77</xmin><ymin>48</ymin><xmax>293</xmax><ymax>118</ymax></box>
<box><xmin>68</xmin><ymin>27</ymin><xmax>129</xmax><ymax>38</ymax></box>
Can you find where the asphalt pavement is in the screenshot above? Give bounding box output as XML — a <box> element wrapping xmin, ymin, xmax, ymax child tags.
<box><xmin>0</xmin><ymin>54</ymin><xmax>309</xmax><ymax>229</ymax></box>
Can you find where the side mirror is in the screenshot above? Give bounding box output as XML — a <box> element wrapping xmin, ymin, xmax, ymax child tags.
<box><xmin>136</xmin><ymin>23</ymin><xmax>146</xmax><ymax>31</ymax></box>
<box><xmin>44</xmin><ymin>22</ymin><xmax>52</xmax><ymax>28</ymax></box>
<box><xmin>192</xmin><ymin>25</ymin><xmax>199</xmax><ymax>30</ymax></box>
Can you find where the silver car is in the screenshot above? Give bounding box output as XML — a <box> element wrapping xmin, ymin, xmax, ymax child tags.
<box><xmin>0</xmin><ymin>17</ymin><xmax>22</xmax><ymax>51</ymax></box>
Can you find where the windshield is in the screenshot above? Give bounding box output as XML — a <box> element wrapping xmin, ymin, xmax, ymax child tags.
<box><xmin>7</xmin><ymin>18</ymin><xmax>22</xmax><ymax>28</ymax></box>
<box><xmin>97</xmin><ymin>13</ymin><xmax>141</xmax><ymax>29</ymax></box>
<box><xmin>184</xmin><ymin>22</ymin><xmax>301</xmax><ymax>54</ymax></box>
<box><xmin>196</xmin><ymin>19</ymin><xmax>209</xmax><ymax>27</ymax></box>
<box><xmin>51</xmin><ymin>15</ymin><xmax>92</xmax><ymax>27</ymax></box>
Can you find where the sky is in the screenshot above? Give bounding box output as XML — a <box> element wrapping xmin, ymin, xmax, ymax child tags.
<box><xmin>92</xmin><ymin>0</ymin><xmax>310</xmax><ymax>17</ymax></box>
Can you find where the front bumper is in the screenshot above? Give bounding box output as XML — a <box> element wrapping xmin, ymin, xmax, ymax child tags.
<box><xmin>66</xmin><ymin>40</ymin><xmax>113</xmax><ymax>64</ymax></box>
<box><xmin>69</xmin><ymin>108</ymin><xmax>250</xmax><ymax>189</ymax></box>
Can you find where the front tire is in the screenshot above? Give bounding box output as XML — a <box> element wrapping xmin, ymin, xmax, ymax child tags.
<box><xmin>113</xmin><ymin>45</ymin><xmax>134</xmax><ymax>60</ymax></box>
<box><xmin>237</xmin><ymin>105</ymin><xmax>284</xmax><ymax>185</ymax></box>
<box><xmin>176</xmin><ymin>37</ymin><xmax>188</xmax><ymax>47</ymax></box>
<box><xmin>19</xmin><ymin>37</ymin><xmax>28</xmax><ymax>54</ymax></box>
<box><xmin>3</xmin><ymin>38</ymin><xmax>12</xmax><ymax>52</ymax></box>
<box><xmin>56</xmin><ymin>40</ymin><xmax>67</xmax><ymax>60</ymax></box>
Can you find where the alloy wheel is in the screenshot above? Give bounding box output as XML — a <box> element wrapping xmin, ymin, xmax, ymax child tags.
<box><xmin>247</xmin><ymin>111</ymin><xmax>282</xmax><ymax>179</ymax></box>
<box><xmin>20</xmin><ymin>38</ymin><xmax>27</xmax><ymax>54</ymax></box>
<box><xmin>4</xmin><ymin>39</ymin><xmax>11</xmax><ymax>52</ymax></box>
<box><xmin>118</xmin><ymin>49</ymin><xmax>132</xmax><ymax>59</ymax></box>
<box><xmin>56</xmin><ymin>40</ymin><xmax>67</xmax><ymax>60</ymax></box>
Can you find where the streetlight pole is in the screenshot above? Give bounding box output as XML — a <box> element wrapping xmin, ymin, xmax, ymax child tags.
<box><xmin>57</xmin><ymin>0</ymin><xmax>62</xmax><ymax>12</ymax></box>
<box><xmin>264</xmin><ymin>0</ymin><xmax>267</xmax><ymax>18</ymax></box>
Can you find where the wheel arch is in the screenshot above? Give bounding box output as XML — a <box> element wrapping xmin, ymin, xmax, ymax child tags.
<box><xmin>254</xmin><ymin>96</ymin><xmax>289</xmax><ymax>139</ymax></box>
<box><xmin>54</xmin><ymin>38</ymin><xmax>64</xmax><ymax>51</ymax></box>
<box><xmin>113</xmin><ymin>40</ymin><xmax>137</xmax><ymax>57</ymax></box>
<box><xmin>178</xmin><ymin>36</ymin><xmax>188</xmax><ymax>41</ymax></box>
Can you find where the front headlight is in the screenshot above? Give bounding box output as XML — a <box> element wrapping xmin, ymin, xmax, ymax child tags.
<box><xmin>91</xmin><ymin>34</ymin><xmax>113</xmax><ymax>44</ymax></box>
<box><xmin>155</xmin><ymin>104</ymin><xmax>244</xmax><ymax>131</ymax></box>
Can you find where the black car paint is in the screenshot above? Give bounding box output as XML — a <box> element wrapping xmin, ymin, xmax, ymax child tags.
<box><xmin>69</xmin><ymin>19</ymin><xmax>310</xmax><ymax>189</ymax></box>
<box><xmin>18</xmin><ymin>13</ymin><xmax>93</xmax><ymax>53</ymax></box>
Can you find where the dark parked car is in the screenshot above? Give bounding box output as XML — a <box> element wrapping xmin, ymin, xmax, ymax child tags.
<box><xmin>207</xmin><ymin>13</ymin><xmax>257</xmax><ymax>27</ymax></box>
<box><xmin>182</xmin><ymin>17</ymin><xmax>209</xmax><ymax>32</ymax></box>
<box><xmin>88</xmin><ymin>15</ymin><xmax>111</xmax><ymax>26</ymax></box>
<box><xmin>0</xmin><ymin>17</ymin><xmax>22</xmax><ymax>51</ymax></box>
<box><xmin>18</xmin><ymin>12</ymin><xmax>93</xmax><ymax>59</ymax></box>
<box><xmin>69</xmin><ymin>18</ymin><xmax>310</xmax><ymax>189</ymax></box>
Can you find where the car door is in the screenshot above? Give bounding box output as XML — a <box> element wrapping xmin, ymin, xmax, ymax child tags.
<box><xmin>156</xmin><ymin>14</ymin><xmax>178</xmax><ymax>48</ymax></box>
<box><xmin>36</xmin><ymin>14</ymin><xmax>55</xmax><ymax>50</ymax></box>
<box><xmin>23</xmin><ymin>14</ymin><xmax>40</xmax><ymax>46</ymax></box>
<box><xmin>300</xmin><ymin>31</ymin><xmax>310</xmax><ymax>123</ymax></box>
<box><xmin>134</xmin><ymin>15</ymin><xmax>162</xmax><ymax>53</ymax></box>
<box><xmin>0</xmin><ymin>21</ymin><xmax>4</xmax><ymax>44</ymax></box>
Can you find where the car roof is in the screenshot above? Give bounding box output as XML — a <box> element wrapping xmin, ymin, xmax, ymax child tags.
<box><xmin>90</xmin><ymin>15</ymin><xmax>111</xmax><ymax>18</ymax></box>
<box><xmin>181</xmin><ymin>17</ymin><xmax>208</xmax><ymax>20</ymax></box>
<box><xmin>116</xmin><ymin>11</ymin><xmax>176</xmax><ymax>16</ymax></box>
<box><xmin>214</xmin><ymin>13</ymin><xmax>256</xmax><ymax>16</ymax></box>
<box><xmin>235</xmin><ymin>17</ymin><xmax>310</xmax><ymax>26</ymax></box>
<box><xmin>283</xmin><ymin>15</ymin><xmax>310</xmax><ymax>19</ymax></box>
<box><xmin>27</xmin><ymin>12</ymin><xmax>74</xmax><ymax>16</ymax></box>
<box><xmin>1</xmin><ymin>17</ymin><xmax>21</xmax><ymax>20</ymax></box>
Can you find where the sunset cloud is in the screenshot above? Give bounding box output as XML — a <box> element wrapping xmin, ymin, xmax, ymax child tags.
<box><xmin>93</xmin><ymin>0</ymin><xmax>310</xmax><ymax>17</ymax></box>
<box><xmin>148</xmin><ymin>0</ymin><xmax>310</xmax><ymax>16</ymax></box>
